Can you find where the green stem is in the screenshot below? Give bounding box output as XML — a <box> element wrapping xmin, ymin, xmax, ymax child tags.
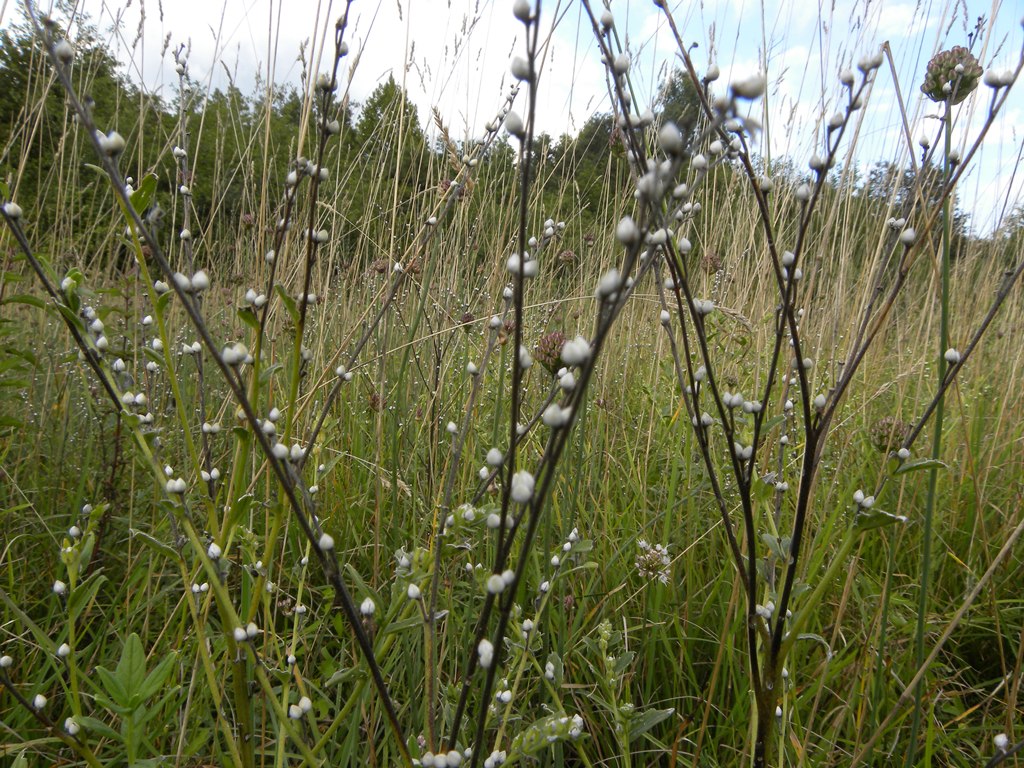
<box><xmin>906</xmin><ymin>101</ymin><xmax>952</xmax><ymax>766</ymax></box>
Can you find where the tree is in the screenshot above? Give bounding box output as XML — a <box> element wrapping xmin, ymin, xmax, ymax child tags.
<box><xmin>655</xmin><ymin>68</ymin><xmax>703</xmax><ymax>144</ymax></box>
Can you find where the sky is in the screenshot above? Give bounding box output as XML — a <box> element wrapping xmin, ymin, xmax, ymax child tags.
<box><xmin>6</xmin><ymin>0</ymin><xmax>1023</xmax><ymax>234</ymax></box>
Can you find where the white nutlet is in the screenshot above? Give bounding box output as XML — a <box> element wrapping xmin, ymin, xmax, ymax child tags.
<box><xmin>615</xmin><ymin>215</ymin><xmax>640</xmax><ymax>245</ymax></box>
<box><xmin>731</xmin><ymin>74</ymin><xmax>767</xmax><ymax>99</ymax></box>
<box><xmin>513</xmin><ymin>0</ymin><xmax>532</xmax><ymax>22</ymax></box>
<box><xmin>659</xmin><ymin>122</ymin><xmax>684</xmax><ymax>155</ymax></box>
<box><xmin>504</xmin><ymin>111</ymin><xmax>525</xmax><ymax>139</ymax></box>
<box><xmin>511</xmin><ymin>56</ymin><xmax>531</xmax><ymax>81</ymax></box>
<box><xmin>54</xmin><ymin>39</ymin><xmax>75</xmax><ymax>65</ymax></box>
<box><xmin>510</xmin><ymin>470</ymin><xmax>535</xmax><ymax>503</ymax></box>
<box><xmin>560</xmin><ymin>335</ymin><xmax>591</xmax><ymax>366</ymax></box>
<box><xmin>97</xmin><ymin>130</ymin><xmax>126</xmax><ymax>156</ymax></box>
<box><xmin>478</xmin><ymin>638</ymin><xmax>495</xmax><ymax>668</ymax></box>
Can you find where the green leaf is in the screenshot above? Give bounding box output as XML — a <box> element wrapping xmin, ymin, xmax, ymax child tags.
<box><xmin>629</xmin><ymin>706</ymin><xmax>675</xmax><ymax>742</ymax></box>
<box><xmin>237</xmin><ymin>306</ymin><xmax>260</xmax><ymax>331</ymax></box>
<box><xmin>612</xmin><ymin>650</ymin><xmax>635</xmax><ymax>676</ymax></box>
<box><xmin>115</xmin><ymin>633</ymin><xmax>148</xmax><ymax>709</ymax></box>
<box><xmin>95</xmin><ymin>665</ymin><xmax>131</xmax><ymax>710</ymax></box>
<box><xmin>129</xmin><ymin>529</ymin><xmax>181</xmax><ymax>562</ymax></box>
<box><xmin>259</xmin><ymin>362</ymin><xmax>283</xmax><ymax>385</ymax></box>
<box><xmin>68</xmin><ymin>572</ymin><xmax>107</xmax><ymax>625</ymax></box>
<box><xmin>156</xmin><ymin>290</ymin><xmax>173</xmax><ymax>313</ymax></box>
<box><xmin>1</xmin><ymin>294</ymin><xmax>46</xmax><ymax>309</ymax></box>
<box><xmin>137</xmin><ymin>651</ymin><xmax>177</xmax><ymax>701</ymax></box>
<box><xmin>381</xmin><ymin>614</ymin><xmax>426</xmax><ymax>635</ymax></box>
<box><xmin>130</xmin><ymin>174</ymin><xmax>158</xmax><ymax>213</ymax></box>
<box><xmin>853</xmin><ymin>509</ymin><xmax>907</xmax><ymax>532</ymax></box>
<box><xmin>894</xmin><ymin>458</ymin><xmax>947</xmax><ymax>475</ymax></box>
<box><xmin>275</xmin><ymin>284</ymin><xmax>299</xmax><ymax>324</ymax></box>
<box><xmin>78</xmin><ymin>715</ymin><xmax>122</xmax><ymax>742</ymax></box>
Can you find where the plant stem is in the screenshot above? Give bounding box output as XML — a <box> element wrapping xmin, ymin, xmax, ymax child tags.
<box><xmin>906</xmin><ymin>100</ymin><xmax>952</xmax><ymax>767</ymax></box>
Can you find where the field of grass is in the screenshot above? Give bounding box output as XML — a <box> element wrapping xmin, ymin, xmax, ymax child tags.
<box><xmin>1</xmin><ymin>1</ymin><xmax>1023</xmax><ymax>766</ymax></box>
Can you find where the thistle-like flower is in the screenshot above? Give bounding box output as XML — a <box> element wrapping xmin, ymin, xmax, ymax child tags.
<box><xmin>534</xmin><ymin>330</ymin><xmax>565</xmax><ymax>374</ymax></box>
<box><xmin>921</xmin><ymin>46</ymin><xmax>982</xmax><ymax>104</ymax></box>
<box><xmin>635</xmin><ymin>539</ymin><xmax>671</xmax><ymax>585</ymax></box>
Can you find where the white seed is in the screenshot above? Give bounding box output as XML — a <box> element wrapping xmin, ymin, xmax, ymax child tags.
<box><xmin>54</xmin><ymin>39</ymin><xmax>75</xmax><ymax>64</ymax></box>
<box><xmin>486</xmin><ymin>574</ymin><xmax>505</xmax><ymax>594</ymax></box>
<box><xmin>731</xmin><ymin>74</ymin><xmax>767</xmax><ymax>99</ymax></box>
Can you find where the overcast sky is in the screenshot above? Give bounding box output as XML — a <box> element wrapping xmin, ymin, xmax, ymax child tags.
<box><xmin>7</xmin><ymin>0</ymin><xmax>1023</xmax><ymax>233</ymax></box>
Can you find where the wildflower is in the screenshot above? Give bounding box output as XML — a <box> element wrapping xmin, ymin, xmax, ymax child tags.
<box><xmin>57</xmin><ymin>643</ymin><xmax>71</xmax><ymax>658</ymax></box>
<box><xmin>407</xmin><ymin>583</ymin><xmax>422</xmax><ymax>600</ymax></box>
<box><xmin>635</xmin><ymin>540</ymin><xmax>671</xmax><ymax>585</ymax></box>
<box><xmin>33</xmin><ymin>693</ymin><xmax>47</xmax><ymax>710</ymax></box>
<box><xmin>921</xmin><ymin>46</ymin><xmax>982</xmax><ymax>104</ymax></box>
<box><xmin>319</xmin><ymin>533</ymin><xmax>335</xmax><ymax>551</ymax></box>
<box><xmin>2</xmin><ymin>201</ymin><xmax>23</xmax><ymax>219</ymax></box>
<box><xmin>360</xmin><ymin>597</ymin><xmax>376</xmax><ymax>616</ymax></box>
<box><xmin>65</xmin><ymin>717</ymin><xmax>80</xmax><ymax>735</ymax></box>
<box><xmin>53</xmin><ymin>580</ymin><xmax>67</xmax><ymax>596</ymax></box>
<box><xmin>534</xmin><ymin>331</ymin><xmax>565</xmax><ymax>374</ymax></box>
<box><xmin>995</xmin><ymin>734</ymin><xmax>1009</xmax><ymax>752</ymax></box>
<box><xmin>944</xmin><ymin>348</ymin><xmax>961</xmax><ymax>364</ymax></box>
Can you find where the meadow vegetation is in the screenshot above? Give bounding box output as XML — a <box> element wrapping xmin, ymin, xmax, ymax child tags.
<box><xmin>1</xmin><ymin>1</ymin><xmax>1023</xmax><ymax>766</ymax></box>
